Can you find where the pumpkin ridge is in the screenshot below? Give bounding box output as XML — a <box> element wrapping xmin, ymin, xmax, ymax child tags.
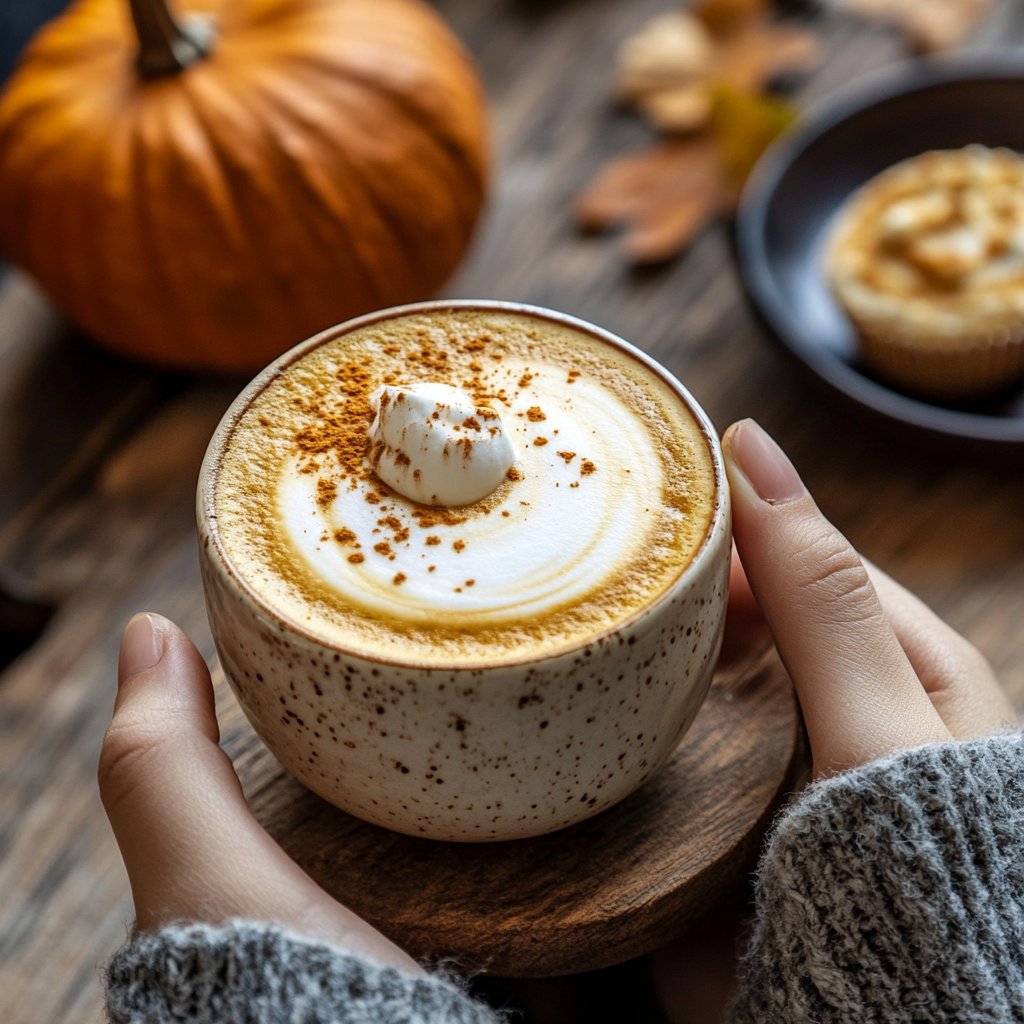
<box><xmin>256</xmin><ymin>0</ymin><xmax>488</xmax><ymax>186</ymax></box>
<box><xmin>15</xmin><ymin>108</ymin><xmax>118</xmax><ymax>327</ymax></box>
<box><xmin>0</xmin><ymin>115</ymin><xmax>45</xmax><ymax>265</ymax></box>
<box><xmin>0</xmin><ymin>59</ymin><xmax>122</xmax><ymax>271</ymax></box>
<box><xmin>287</xmin><ymin>56</ymin><xmax>485</xmax><ymax>255</ymax></box>
<box><xmin>288</xmin><ymin>51</ymin><xmax>488</xmax><ymax>222</ymax></box>
<box><xmin>168</xmin><ymin>81</ymin><xmax>282</xmax><ymax>362</ymax></box>
<box><xmin>73</xmin><ymin>115</ymin><xmax>138</xmax><ymax>346</ymax></box>
<box><xmin>246</xmin><ymin>80</ymin><xmax>397</xmax><ymax>312</ymax></box>
<box><xmin>142</xmin><ymin>88</ymin><xmax>267</xmax><ymax>367</ymax></box>
<box><xmin>235</xmin><ymin>73</ymin><xmax>432</xmax><ymax>301</ymax></box>
<box><xmin>178</xmin><ymin>68</ymin><xmax>386</xmax><ymax>351</ymax></box>
<box><xmin>126</xmin><ymin>99</ymin><xmax>203</xmax><ymax>365</ymax></box>
<box><xmin>175</xmin><ymin>78</ymin><xmax>249</xmax><ymax>255</ymax></box>
<box><xmin>186</xmin><ymin>71</ymin><xmax>393</xmax><ymax>344</ymax></box>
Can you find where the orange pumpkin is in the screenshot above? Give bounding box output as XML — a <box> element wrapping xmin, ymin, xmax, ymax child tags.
<box><xmin>0</xmin><ymin>0</ymin><xmax>489</xmax><ymax>372</ymax></box>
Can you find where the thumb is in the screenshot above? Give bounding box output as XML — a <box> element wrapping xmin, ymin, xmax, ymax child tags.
<box><xmin>99</xmin><ymin>613</ymin><xmax>419</xmax><ymax>971</ymax></box>
<box><xmin>722</xmin><ymin>420</ymin><xmax>950</xmax><ymax>775</ymax></box>
<box><xmin>101</xmin><ymin>612</ymin><xmax>247</xmax><ymax>929</ymax></box>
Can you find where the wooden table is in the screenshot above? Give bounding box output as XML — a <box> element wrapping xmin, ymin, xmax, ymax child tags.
<box><xmin>2</xmin><ymin>2</ymin><xmax>1023</xmax><ymax>1022</ymax></box>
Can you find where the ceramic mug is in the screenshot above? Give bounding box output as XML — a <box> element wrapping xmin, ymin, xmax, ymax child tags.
<box><xmin>197</xmin><ymin>301</ymin><xmax>731</xmax><ymax>841</ymax></box>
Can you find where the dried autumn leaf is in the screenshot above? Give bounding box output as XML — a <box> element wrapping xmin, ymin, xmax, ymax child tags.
<box><xmin>714</xmin><ymin>24</ymin><xmax>821</xmax><ymax>93</ymax></box>
<box><xmin>710</xmin><ymin>84</ymin><xmax>797</xmax><ymax>206</ymax></box>
<box><xmin>574</xmin><ymin>137</ymin><xmax>722</xmax><ymax>264</ymax></box>
<box><xmin>574</xmin><ymin>86</ymin><xmax>795</xmax><ymax>264</ymax></box>
<box><xmin>842</xmin><ymin>0</ymin><xmax>993</xmax><ymax>52</ymax></box>
<box><xmin>584</xmin><ymin>0</ymin><xmax>818</xmax><ymax>263</ymax></box>
<box><xmin>615</xmin><ymin>5</ymin><xmax>819</xmax><ymax>134</ymax></box>
<box><xmin>694</xmin><ymin>0</ymin><xmax>769</xmax><ymax>38</ymax></box>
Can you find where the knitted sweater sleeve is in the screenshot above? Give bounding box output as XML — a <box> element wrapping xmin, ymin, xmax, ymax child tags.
<box><xmin>729</xmin><ymin>731</ymin><xmax>1024</xmax><ymax>1024</ymax></box>
<box><xmin>103</xmin><ymin>919</ymin><xmax>503</xmax><ymax>1024</ymax></box>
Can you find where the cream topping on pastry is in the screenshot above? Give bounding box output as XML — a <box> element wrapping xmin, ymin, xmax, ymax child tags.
<box><xmin>827</xmin><ymin>145</ymin><xmax>1024</xmax><ymax>333</ymax></box>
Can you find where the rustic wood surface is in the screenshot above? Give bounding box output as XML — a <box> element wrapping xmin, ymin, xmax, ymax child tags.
<box><xmin>233</xmin><ymin>645</ymin><xmax>803</xmax><ymax>978</ymax></box>
<box><xmin>2</xmin><ymin>1</ymin><xmax>1024</xmax><ymax>1021</ymax></box>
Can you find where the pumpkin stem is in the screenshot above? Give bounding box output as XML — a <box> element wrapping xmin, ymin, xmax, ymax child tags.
<box><xmin>128</xmin><ymin>0</ymin><xmax>216</xmax><ymax>77</ymax></box>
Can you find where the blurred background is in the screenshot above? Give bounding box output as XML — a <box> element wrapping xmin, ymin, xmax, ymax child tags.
<box><xmin>1</xmin><ymin>1</ymin><xmax>1022</xmax><ymax>1021</ymax></box>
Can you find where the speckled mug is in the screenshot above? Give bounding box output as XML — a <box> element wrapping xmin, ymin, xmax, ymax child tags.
<box><xmin>197</xmin><ymin>303</ymin><xmax>731</xmax><ymax>841</ymax></box>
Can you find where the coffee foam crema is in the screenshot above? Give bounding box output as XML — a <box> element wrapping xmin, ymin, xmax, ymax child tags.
<box><xmin>214</xmin><ymin>309</ymin><xmax>717</xmax><ymax>665</ymax></box>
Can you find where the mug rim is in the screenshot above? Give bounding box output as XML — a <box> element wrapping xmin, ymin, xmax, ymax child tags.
<box><xmin>197</xmin><ymin>299</ymin><xmax>730</xmax><ymax>671</ymax></box>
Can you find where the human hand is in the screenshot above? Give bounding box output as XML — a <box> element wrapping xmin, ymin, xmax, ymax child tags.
<box><xmin>723</xmin><ymin>418</ymin><xmax>1014</xmax><ymax>777</ymax></box>
<box><xmin>98</xmin><ymin>613</ymin><xmax>421</xmax><ymax>973</ymax></box>
<box><xmin>653</xmin><ymin>419</ymin><xmax>1015</xmax><ymax>1024</ymax></box>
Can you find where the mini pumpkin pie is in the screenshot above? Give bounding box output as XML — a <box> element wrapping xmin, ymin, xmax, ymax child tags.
<box><xmin>825</xmin><ymin>145</ymin><xmax>1024</xmax><ymax>401</ymax></box>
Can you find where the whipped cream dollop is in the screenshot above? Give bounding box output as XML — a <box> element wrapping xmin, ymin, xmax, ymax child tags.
<box><xmin>368</xmin><ymin>383</ymin><xmax>515</xmax><ymax>507</ymax></box>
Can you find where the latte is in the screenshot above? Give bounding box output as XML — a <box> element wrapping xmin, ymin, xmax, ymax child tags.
<box><xmin>199</xmin><ymin>302</ymin><xmax>730</xmax><ymax>839</ymax></box>
<box><xmin>210</xmin><ymin>306</ymin><xmax>716</xmax><ymax>665</ymax></box>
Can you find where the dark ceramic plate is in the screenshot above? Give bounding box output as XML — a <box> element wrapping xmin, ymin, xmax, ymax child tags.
<box><xmin>736</xmin><ymin>55</ymin><xmax>1024</xmax><ymax>461</ymax></box>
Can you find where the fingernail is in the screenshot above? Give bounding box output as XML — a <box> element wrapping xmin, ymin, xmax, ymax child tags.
<box><xmin>725</xmin><ymin>419</ymin><xmax>806</xmax><ymax>505</ymax></box>
<box><xmin>119</xmin><ymin>614</ymin><xmax>163</xmax><ymax>682</ymax></box>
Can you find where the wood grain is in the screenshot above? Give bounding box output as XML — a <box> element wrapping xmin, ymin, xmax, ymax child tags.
<box><xmin>223</xmin><ymin>645</ymin><xmax>803</xmax><ymax>977</ymax></box>
<box><xmin>1</xmin><ymin>0</ymin><xmax>1023</xmax><ymax>1020</ymax></box>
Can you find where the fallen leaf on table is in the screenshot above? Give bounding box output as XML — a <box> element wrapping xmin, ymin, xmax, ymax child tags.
<box><xmin>714</xmin><ymin>24</ymin><xmax>821</xmax><ymax>93</ymax></box>
<box><xmin>841</xmin><ymin>0</ymin><xmax>993</xmax><ymax>52</ymax></box>
<box><xmin>711</xmin><ymin>84</ymin><xmax>797</xmax><ymax>204</ymax></box>
<box><xmin>615</xmin><ymin>4</ymin><xmax>819</xmax><ymax>133</ymax></box>
<box><xmin>579</xmin><ymin>1</ymin><xmax>817</xmax><ymax>263</ymax></box>
<box><xmin>574</xmin><ymin>87</ymin><xmax>795</xmax><ymax>263</ymax></box>
<box><xmin>694</xmin><ymin>0</ymin><xmax>769</xmax><ymax>39</ymax></box>
<box><xmin>574</xmin><ymin>137</ymin><xmax>722</xmax><ymax>264</ymax></box>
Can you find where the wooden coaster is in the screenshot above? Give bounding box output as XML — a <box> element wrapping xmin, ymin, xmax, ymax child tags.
<box><xmin>226</xmin><ymin>644</ymin><xmax>806</xmax><ymax>977</ymax></box>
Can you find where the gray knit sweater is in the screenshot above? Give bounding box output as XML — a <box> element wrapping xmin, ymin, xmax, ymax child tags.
<box><xmin>104</xmin><ymin>733</ymin><xmax>1024</xmax><ymax>1023</ymax></box>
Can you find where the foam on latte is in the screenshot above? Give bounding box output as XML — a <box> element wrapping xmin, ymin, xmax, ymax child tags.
<box><xmin>214</xmin><ymin>309</ymin><xmax>717</xmax><ymax>664</ymax></box>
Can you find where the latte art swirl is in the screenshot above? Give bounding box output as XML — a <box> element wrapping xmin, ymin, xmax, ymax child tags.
<box><xmin>281</xmin><ymin>365</ymin><xmax>671</xmax><ymax>627</ymax></box>
<box><xmin>214</xmin><ymin>309</ymin><xmax>716</xmax><ymax>664</ymax></box>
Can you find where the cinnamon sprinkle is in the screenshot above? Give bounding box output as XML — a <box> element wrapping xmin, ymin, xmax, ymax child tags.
<box><xmin>414</xmin><ymin>509</ymin><xmax>467</xmax><ymax>528</ymax></box>
<box><xmin>316</xmin><ymin>479</ymin><xmax>338</xmax><ymax>509</ymax></box>
<box><xmin>293</xmin><ymin>360</ymin><xmax>373</xmax><ymax>487</ymax></box>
